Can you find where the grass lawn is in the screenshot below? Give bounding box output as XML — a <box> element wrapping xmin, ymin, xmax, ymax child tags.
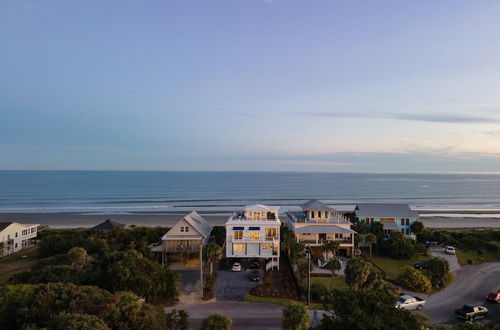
<box><xmin>244</xmin><ymin>294</ymin><xmax>324</xmax><ymax>310</ymax></box>
<box><xmin>456</xmin><ymin>248</ymin><xmax>500</xmax><ymax>265</ymax></box>
<box><xmin>0</xmin><ymin>246</ymin><xmax>40</xmax><ymax>283</ymax></box>
<box><xmin>366</xmin><ymin>254</ymin><xmax>428</xmax><ymax>281</ymax></box>
<box><xmin>311</xmin><ymin>276</ymin><xmax>349</xmax><ymax>291</ymax></box>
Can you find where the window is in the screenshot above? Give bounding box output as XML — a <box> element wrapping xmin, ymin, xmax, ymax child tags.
<box><xmin>15</xmin><ymin>243</ymin><xmax>18</xmax><ymax>248</ymax></box>
<box><xmin>15</xmin><ymin>232</ymin><xmax>18</xmax><ymax>237</ymax></box>
<box><xmin>335</xmin><ymin>233</ymin><xmax>342</xmax><ymax>239</ymax></box>
<box><xmin>318</xmin><ymin>211</ymin><xmax>322</xmax><ymax>218</ymax></box>
<box><xmin>406</xmin><ymin>229</ymin><xmax>410</xmax><ymax>235</ymax></box>
<box><xmin>262</xmin><ymin>243</ymin><xmax>272</xmax><ymax>250</ymax></box>
<box><xmin>180</xmin><ymin>227</ymin><xmax>184</xmax><ymax>232</ymax></box>
<box><xmin>265</xmin><ymin>228</ymin><xmax>277</xmax><ymax>239</ymax></box>
<box><xmin>406</xmin><ymin>219</ymin><xmax>410</xmax><ymax>226</ymax></box>
<box><xmin>233</xmin><ymin>244</ymin><xmax>245</xmax><ymax>253</ymax></box>
<box><xmin>180</xmin><ymin>226</ymin><xmax>189</xmax><ymax>232</ymax></box>
<box><xmin>400</xmin><ymin>219</ymin><xmax>405</xmax><ymax>225</ymax></box>
<box><xmin>311</xmin><ymin>211</ymin><xmax>315</xmax><ymax>218</ymax></box>
<box><xmin>234</xmin><ymin>230</ymin><xmax>243</xmax><ymax>240</ymax></box>
<box><xmin>249</xmin><ymin>230</ymin><xmax>259</xmax><ymax>240</ymax></box>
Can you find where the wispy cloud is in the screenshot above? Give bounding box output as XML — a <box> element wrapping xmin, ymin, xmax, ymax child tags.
<box><xmin>301</xmin><ymin>110</ymin><xmax>500</xmax><ymax>124</ymax></box>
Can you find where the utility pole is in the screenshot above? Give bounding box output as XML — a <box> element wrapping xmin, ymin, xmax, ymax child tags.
<box><xmin>307</xmin><ymin>252</ymin><xmax>311</xmax><ymax>306</ymax></box>
<box><xmin>199</xmin><ymin>242</ymin><xmax>203</xmax><ymax>299</ymax></box>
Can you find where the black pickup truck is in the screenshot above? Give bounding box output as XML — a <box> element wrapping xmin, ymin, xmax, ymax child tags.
<box><xmin>455</xmin><ymin>304</ymin><xmax>489</xmax><ymax>321</ymax></box>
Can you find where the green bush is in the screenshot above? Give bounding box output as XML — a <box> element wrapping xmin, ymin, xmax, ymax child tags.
<box><xmin>310</xmin><ymin>283</ymin><xmax>328</xmax><ymax>301</ymax></box>
<box><xmin>201</xmin><ymin>313</ymin><xmax>232</xmax><ymax>330</ymax></box>
<box><xmin>397</xmin><ymin>266</ymin><xmax>432</xmax><ymax>294</ymax></box>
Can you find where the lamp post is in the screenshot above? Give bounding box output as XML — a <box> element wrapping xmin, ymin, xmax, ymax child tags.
<box><xmin>307</xmin><ymin>251</ymin><xmax>311</xmax><ymax>306</ymax></box>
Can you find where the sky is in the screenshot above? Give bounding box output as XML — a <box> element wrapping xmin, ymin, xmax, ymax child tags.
<box><xmin>2</xmin><ymin>0</ymin><xmax>500</xmax><ymax>173</ymax></box>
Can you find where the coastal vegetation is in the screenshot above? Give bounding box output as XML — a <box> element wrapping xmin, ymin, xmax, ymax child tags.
<box><xmin>282</xmin><ymin>304</ymin><xmax>311</xmax><ymax>330</ymax></box>
<box><xmin>201</xmin><ymin>313</ymin><xmax>232</xmax><ymax>330</ymax></box>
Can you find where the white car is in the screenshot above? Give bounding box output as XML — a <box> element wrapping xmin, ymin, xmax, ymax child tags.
<box><xmin>445</xmin><ymin>246</ymin><xmax>456</xmax><ymax>255</ymax></box>
<box><xmin>232</xmin><ymin>262</ymin><xmax>242</xmax><ymax>272</ymax></box>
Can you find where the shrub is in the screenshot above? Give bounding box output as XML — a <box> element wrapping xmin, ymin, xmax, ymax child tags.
<box><xmin>425</xmin><ymin>257</ymin><xmax>450</xmax><ymax>289</ymax></box>
<box><xmin>310</xmin><ymin>283</ymin><xmax>328</xmax><ymax>301</ymax></box>
<box><xmin>201</xmin><ymin>313</ymin><xmax>232</xmax><ymax>330</ymax></box>
<box><xmin>397</xmin><ymin>266</ymin><xmax>432</xmax><ymax>294</ymax></box>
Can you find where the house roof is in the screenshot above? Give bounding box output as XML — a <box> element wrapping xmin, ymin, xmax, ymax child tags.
<box><xmin>90</xmin><ymin>219</ymin><xmax>126</xmax><ymax>231</ymax></box>
<box><xmin>165</xmin><ymin>211</ymin><xmax>212</xmax><ymax>239</ymax></box>
<box><xmin>294</xmin><ymin>225</ymin><xmax>356</xmax><ymax>234</ymax></box>
<box><xmin>354</xmin><ymin>204</ymin><xmax>418</xmax><ymax>218</ymax></box>
<box><xmin>300</xmin><ymin>199</ymin><xmax>335</xmax><ymax>211</ymax></box>
<box><xmin>245</xmin><ymin>204</ymin><xmax>279</xmax><ymax>212</ymax></box>
<box><xmin>0</xmin><ymin>222</ymin><xmax>14</xmax><ymax>232</ymax></box>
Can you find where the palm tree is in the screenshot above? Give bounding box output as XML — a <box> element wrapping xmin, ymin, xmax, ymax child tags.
<box><xmin>365</xmin><ymin>233</ymin><xmax>377</xmax><ymax>258</ymax></box>
<box><xmin>344</xmin><ymin>258</ymin><xmax>373</xmax><ymax>290</ymax></box>
<box><xmin>324</xmin><ymin>258</ymin><xmax>341</xmax><ymax>290</ymax></box>
<box><xmin>322</xmin><ymin>240</ymin><xmax>340</xmax><ymax>260</ymax></box>
<box><xmin>282</xmin><ymin>304</ymin><xmax>311</xmax><ymax>330</ymax></box>
<box><xmin>203</xmin><ymin>242</ymin><xmax>222</xmax><ymax>275</ymax></box>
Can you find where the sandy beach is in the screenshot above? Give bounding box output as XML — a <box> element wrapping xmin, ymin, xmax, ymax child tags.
<box><xmin>1</xmin><ymin>211</ymin><xmax>499</xmax><ymax>229</ymax></box>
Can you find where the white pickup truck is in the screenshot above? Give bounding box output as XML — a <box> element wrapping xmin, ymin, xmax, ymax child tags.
<box><xmin>395</xmin><ymin>295</ymin><xmax>426</xmax><ymax>310</ymax></box>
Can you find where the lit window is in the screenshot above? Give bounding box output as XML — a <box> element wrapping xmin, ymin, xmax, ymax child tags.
<box><xmin>265</xmin><ymin>228</ymin><xmax>277</xmax><ymax>239</ymax></box>
<box><xmin>234</xmin><ymin>230</ymin><xmax>243</xmax><ymax>240</ymax></box>
<box><xmin>249</xmin><ymin>230</ymin><xmax>259</xmax><ymax>240</ymax></box>
<box><xmin>262</xmin><ymin>244</ymin><xmax>272</xmax><ymax>250</ymax></box>
<box><xmin>233</xmin><ymin>244</ymin><xmax>245</xmax><ymax>252</ymax></box>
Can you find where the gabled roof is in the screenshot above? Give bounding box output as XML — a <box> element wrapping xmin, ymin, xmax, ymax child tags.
<box><xmin>294</xmin><ymin>225</ymin><xmax>356</xmax><ymax>234</ymax></box>
<box><xmin>165</xmin><ymin>211</ymin><xmax>212</xmax><ymax>239</ymax></box>
<box><xmin>0</xmin><ymin>222</ymin><xmax>14</xmax><ymax>232</ymax></box>
<box><xmin>90</xmin><ymin>219</ymin><xmax>126</xmax><ymax>231</ymax></box>
<box><xmin>300</xmin><ymin>199</ymin><xmax>335</xmax><ymax>211</ymax></box>
<box><xmin>355</xmin><ymin>204</ymin><xmax>418</xmax><ymax>218</ymax></box>
<box><xmin>245</xmin><ymin>204</ymin><xmax>279</xmax><ymax>212</ymax></box>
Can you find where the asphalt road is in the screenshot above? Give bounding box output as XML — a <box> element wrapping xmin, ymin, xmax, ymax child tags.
<box><xmin>420</xmin><ymin>263</ymin><xmax>500</xmax><ymax>324</ymax></box>
<box><xmin>178</xmin><ymin>301</ymin><xmax>284</xmax><ymax>330</ymax></box>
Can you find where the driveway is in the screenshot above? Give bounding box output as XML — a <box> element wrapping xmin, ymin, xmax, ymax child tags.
<box><xmin>177</xmin><ymin>301</ymin><xmax>283</xmax><ymax>330</ymax></box>
<box><xmin>431</xmin><ymin>248</ymin><xmax>460</xmax><ymax>273</ymax></box>
<box><xmin>177</xmin><ymin>270</ymin><xmax>201</xmax><ymax>292</ymax></box>
<box><xmin>419</xmin><ymin>263</ymin><xmax>500</xmax><ymax>324</ymax></box>
<box><xmin>216</xmin><ymin>269</ymin><xmax>263</xmax><ymax>300</ymax></box>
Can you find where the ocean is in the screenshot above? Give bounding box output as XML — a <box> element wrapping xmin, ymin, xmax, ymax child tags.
<box><xmin>1</xmin><ymin>171</ymin><xmax>500</xmax><ymax>215</ymax></box>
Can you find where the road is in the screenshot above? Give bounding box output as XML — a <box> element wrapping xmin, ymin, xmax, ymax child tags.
<box><xmin>420</xmin><ymin>263</ymin><xmax>500</xmax><ymax>324</ymax></box>
<box><xmin>175</xmin><ymin>301</ymin><xmax>284</xmax><ymax>330</ymax></box>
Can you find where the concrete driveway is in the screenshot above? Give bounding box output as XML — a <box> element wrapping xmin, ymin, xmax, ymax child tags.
<box><xmin>431</xmin><ymin>248</ymin><xmax>460</xmax><ymax>273</ymax></box>
<box><xmin>177</xmin><ymin>301</ymin><xmax>283</xmax><ymax>330</ymax></box>
<box><xmin>419</xmin><ymin>263</ymin><xmax>500</xmax><ymax>324</ymax></box>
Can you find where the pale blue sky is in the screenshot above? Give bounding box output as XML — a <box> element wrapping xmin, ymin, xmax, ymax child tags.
<box><xmin>2</xmin><ymin>0</ymin><xmax>500</xmax><ymax>172</ymax></box>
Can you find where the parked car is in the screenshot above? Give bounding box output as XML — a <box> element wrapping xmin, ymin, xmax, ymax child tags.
<box><xmin>249</xmin><ymin>261</ymin><xmax>260</xmax><ymax>270</ymax></box>
<box><xmin>485</xmin><ymin>292</ymin><xmax>500</xmax><ymax>304</ymax></box>
<box><xmin>445</xmin><ymin>246</ymin><xmax>456</xmax><ymax>255</ymax></box>
<box><xmin>249</xmin><ymin>270</ymin><xmax>260</xmax><ymax>281</ymax></box>
<box><xmin>455</xmin><ymin>304</ymin><xmax>488</xmax><ymax>321</ymax></box>
<box><xmin>232</xmin><ymin>262</ymin><xmax>242</xmax><ymax>272</ymax></box>
<box><xmin>413</xmin><ymin>261</ymin><xmax>429</xmax><ymax>270</ymax></box>
<box><xmin>395</xmin><ymin>295</ymin><xmax>426</xmax><ymax>310</ymax></box>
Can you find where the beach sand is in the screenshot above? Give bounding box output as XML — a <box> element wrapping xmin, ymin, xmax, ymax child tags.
<box><xmin>0</xmin><ymin>211</ymin><xmax>499</xmax><ymax>229</ymax></box>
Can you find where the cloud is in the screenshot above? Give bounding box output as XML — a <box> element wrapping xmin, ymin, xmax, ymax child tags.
<box><xmin>302</xmin><ymin>110</ymin><xmax>500</xmax><ymax>124</ymax></box>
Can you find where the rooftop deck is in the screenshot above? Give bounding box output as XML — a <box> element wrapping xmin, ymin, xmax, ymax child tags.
<box><xmin>286</xmin><ymin>211</ymin><xmax>351</xmax><ymax>224</ymax></box>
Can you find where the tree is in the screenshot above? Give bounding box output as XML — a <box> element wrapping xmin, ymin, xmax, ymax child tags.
<box><xmin>67</xmin><ymin>247</ymin><xmax>93</xmax><ymax>269</ymax></box>
<box><xmin>370</xmin><ymin>222</ymin><xmax>384</xmax><ymax>238</ymax></box>
<box><xmin>426</xmin><ymin>257</ymin><xmax>449</xmax><ymax>289</ymax></box>
<box><xmin>344</xmin><ymin>258</ymin><xmax>373</xmax><ymax>290</ymax></box>
<box><xmin>210</xmin><ymin>226</ymin><xmax>226</xmax><ymax>247</ymax></box>
<box><xmin>282</xmin><ymin>304</ymin><xmax>310</xmax><ymax>330</ymax></box>
<box><xmin>410</xmin><ymin>221</ymin><xmax>424</xmax><ymax>238</ymax></box>
<box><xmin>201</xmin><ymin>313</ymin><xmax>232</xmax><ymax>330</ymax></box>
<box><xmin>397</xmin><ymin>266</ymin><xmax>432</xmax><ymax>294</ymax></box>
<box><xmin>166</xmin><ymin>309</ymin><xmax>189</xmax><ymax>330</ymax></box>
<box><xmin>322</xmin><ymin>240</ymin><xmax>340</xmax><ymax>260</ymax></box>
<box><xmin>324</xmin><ymin>258</ymin><xmax>341</xmax><ymax>290</ymax></box>
<box><xmin>319</xmin><ymin>289</ymin><xmax>428</xmax><ymax>330</ymax></box>
<box><xmin>49</xmin><ymin>312</ymin><xmax>110</xmax><ymax>330</ymax></box>
<box><xmin>365</xmin><ymin>233</ymin><xmax>377</xmax><ymax>257</ymax></box>
<box><xmin>203</xmin><ymin>242</ymin><xmax>222</xmax><ymax>275</ymax></box>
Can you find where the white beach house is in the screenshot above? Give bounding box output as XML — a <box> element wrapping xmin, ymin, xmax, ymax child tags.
<box><xmin>0</xmin><ymin>222</ymin><xmax>38</xmax><ymax>257</ymax></box>
<box><xmin>150</xmin><ymin>211</ymin><xmax>213</xmax><ymax>266</ymax></box>
<box><xmin>225</xmin><ymin>204</ymin><xmax>280</xmax><ymax>269</ymax></box>
<box><xmin>286</xmin><ymin>200</ymin><xmax>356</xmax><ymax>257</ymax></box>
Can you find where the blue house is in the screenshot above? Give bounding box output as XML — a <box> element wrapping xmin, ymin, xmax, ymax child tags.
<box><xmin>354</xmin><ymin>204</ymin><xmax>419</xmax><ymax>238</ymax></box>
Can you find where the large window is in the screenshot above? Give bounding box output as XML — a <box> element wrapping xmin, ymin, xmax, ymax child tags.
<box><xmin>249</xmin><ymin>230</ymin><xmax>260</xmax><ymax>240</ymax></box>
<box><xmin>234</xmin><ymin>230</ymin><xmax>243</xmax><ymax>240</ymax></box>
<box><xmin>233</xmin><ymin>244</ymin><xmax>245</xmax><ymax>253</ymax></box>
<box><xmin>265</xmin><ymin>228</ymin><xmax>277</xmax><ymax>239</ymax></box>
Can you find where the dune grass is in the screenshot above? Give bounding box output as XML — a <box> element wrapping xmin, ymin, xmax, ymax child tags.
<box><xmin>0</xmin><ymin>246</ymin><xmax>40</xmax><ymax>283</ymax></box>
